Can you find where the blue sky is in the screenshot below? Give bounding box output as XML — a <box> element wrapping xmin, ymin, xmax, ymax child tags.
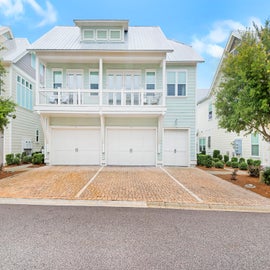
<box><xmin>0</xmin><ymin>0</ymin><xmax>269</xmax><ymax>90</ymax></box>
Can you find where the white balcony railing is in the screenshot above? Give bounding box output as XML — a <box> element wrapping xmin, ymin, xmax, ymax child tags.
<box><xmin>38</xmin><ymin>88</ymin><xmax>163</xmax><ymax>106</ymax></box>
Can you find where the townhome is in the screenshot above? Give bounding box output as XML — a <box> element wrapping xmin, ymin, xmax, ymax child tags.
<box><xmin>30</xmin><ymin>19</ymin><xmax>203</xmax><ymax>166</ymax></box>
<box><xmin>0</xmin><ymin>27</ymin><xmax>44</xmax><ymax>165</ymax></box>
<box><xmin>197</xmin><ymin>31</ymin><xmax>270</xmax><ymax>165</ymax></box>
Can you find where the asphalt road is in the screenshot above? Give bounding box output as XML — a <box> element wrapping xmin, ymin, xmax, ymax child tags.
<box><xmin>0</xmin><ymin>205</ymin><xmax>269</xmax><ymax>270</ymax></box>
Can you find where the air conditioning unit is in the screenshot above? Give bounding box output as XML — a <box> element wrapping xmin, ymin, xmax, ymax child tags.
<box><xmin>23</xmin><ymin>140</ymin><xmax>32</xmax><ymax>150</ymax></box>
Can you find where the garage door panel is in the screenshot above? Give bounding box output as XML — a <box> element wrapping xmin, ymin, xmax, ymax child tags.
<box><xmin>107</xmin><ymin>128</ymin><xmax>156</xmax><ymax>166</ymax></box>
<box><xmin>51</xmin><ymin>128</ymin><xmax>100</xmax><ymax>165</ymax></box>
<box><xmin>164</xmin><ymin>129</ymin><xmax>188</xmax><ymax>166</ymax></box>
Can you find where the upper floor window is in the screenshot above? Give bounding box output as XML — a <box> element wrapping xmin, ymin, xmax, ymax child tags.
<box><xmin>16</xmin><ymin>75</ymin><xmax>33</xmax><ymax>110</ymax></box>
<box><xmin>90</xmin><ymin>71</ymin><xmax>99</xmax><ymax>90</ymax></box>
<box><xmin>96</xmin><ymin>30</ymin><xmax>108</xmax><ymax>40</ymax></box>
<box><xmin>208</xmin><ymin>102</ymin><xmax>213</xmax><ymax>120</ymax></box>
<box><xmin>31</xmin><ymin>53</ymin><xmax>36</xmax><ymax>69</ymax></box>
<box><xmin>83</xmin><ymin>29</ymin><xmax>94</xmax><ymax>40</ymax></box>
<box><xmin>53</xmin><ymin>70</ymin><xmax>63</xmax><ymax>89</ymax></box>
<box><xmin>109</xmin><ymin>30</ymin><xmax>121</xmax><ymax>41</ymax></box>
<box><xmin>251</xmin><ymin>133</ymin><xmax>259</xmax><ymax>156</ymax></box>
<box><xmin>146</xmin><ymin>71</ymin><xmax>156</xmax><ymax>90</ymax></box>
<box><xmin>167</xmin><ymin>71</ymin><xmax>186</xmax><ymax>96</ymax></box>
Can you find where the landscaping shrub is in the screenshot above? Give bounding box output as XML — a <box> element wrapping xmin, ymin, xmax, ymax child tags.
<box><xmin>253</xmin><ymin>160</ymin><xmax>261</xmax><ymax>166</ymax></box>
<box><xmin>5</xmin><ymin>154</ymin><xmax>15</xmax><ymax>165</ymax></box>
<box><xmin>239</xmin><ymin>162</ymin><xmax>248</xmax><ymax>170</ymax></box>
<box><xmin>197</xmin><ymin>154</ymin><xmax>206</xmax><ymax>166</ymax></box>
<box><xmin>226</xmin><ymin>161</ymin><xmax>232</xmax><ymax>167</ymax></box>
<box><xmin>22</xmin><ymin>155</ymin><xmax>32</xmax><ymax>164</ymax></box>
<box><xmin>215</xmin><ymin>161</ymin><xmax>224</xmax><ymax>169</ymax></box>
<box><xmin>205</xmin><ymin>155</ymin><xmax>213</xmax><ymax>168</ymax></box>
<box><xmin>223</xmin><ymin>155</ymin><xmax>229</xmax><ymax>163</ymax></box>
<box><xmin>262</xmin><ymin>168</ymin><xmax>270</xmax><ymax>185</ymax></box>
<box><xmin>217</xmin><ymin>154</ymin><xmax>223</xmax><ymax>161</ymax></box>
<box><xmin>213</xmin><ymin>150</ymin><xmax>220</xmax><ymax>158</ymax></box>
<box><xmin>213</xmin><ymin>158</ymin><xmax>219</xmax><ymax>163</ymax></box>
<box><xmin>231</xmin><ymin>161</ymin><xmax>239</xmax><ymax>168</ymax></box>
<box><xmin>13</xmin><ymin>157</ymin><xmax>20</xmax><ymax>165</ymax></box>
<box><xmin>231</xmin><ymin>157</ymin><xmax>238</xmax><ymax>162</ymax></box>
<box><xmin>239</xmin><ymin>157</ymin><xmax>245</xmax><ymax>163</ymax></box>
<box><xmin>32</xmin><ymin>153</ymin><xmax>44</xmax><ymax>165</ymax></box>
<box><xmin>247</xmin><ymin>159</ymin><xmax>254</xmax><ymax>165</ymax></box>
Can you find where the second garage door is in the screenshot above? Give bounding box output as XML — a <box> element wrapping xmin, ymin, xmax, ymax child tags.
<box><xmin>163</xmin><ymin>129</ymin><xmax>189</xmax><ymax>166</ymax></box>
<box><xmin>107</xmin><ymin>128</ymin><xmax>156</xmax><ymax>166</ymax></box>
<box><xmin>51</xmin><ymin>128</ymin><xmax>100</xmax><ymax>165</ymax></box>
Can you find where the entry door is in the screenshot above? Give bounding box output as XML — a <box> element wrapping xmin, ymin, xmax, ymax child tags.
<box><xmin>163</xmin><ymin>129</ymin><xmax>188</xmax><ymax>166</ymax></box>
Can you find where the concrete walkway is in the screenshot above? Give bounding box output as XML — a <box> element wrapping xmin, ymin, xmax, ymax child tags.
<box><xmin>0</xmin><ymin>166</ymin><xmax>269</xmax><ymax>212</ymax></box>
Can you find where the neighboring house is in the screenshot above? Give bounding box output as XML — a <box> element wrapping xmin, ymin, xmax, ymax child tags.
<box><xmin>197</xmin><ymin>31</ymin><xmax>270</xmax><ymax>166</ymax></box>
<box><xmin>0</xmin><ymin>27</ymin><xmax>44</xmax><ymax>165</ymax></box>
<box><xmin>30</xmin><ymin>19</ymin><xmax>203</xmax><ymax>166</ymax></box>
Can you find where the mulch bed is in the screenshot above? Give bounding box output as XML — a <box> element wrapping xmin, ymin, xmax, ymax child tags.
<box><xmin>197</xmin><ymin>166</ymin><xmax>270</xmax><ymax>199</ymax></box>
<box><xmin>0</xmin><ymin>170</ymin><xmax>26</xmax><ymax>180</ymax></box>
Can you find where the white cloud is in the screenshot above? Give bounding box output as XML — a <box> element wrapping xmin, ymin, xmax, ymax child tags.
<box><xmin>191</xmin><ymin>17</ymin><xmax>260</xmax><ymax>59</ymax></box>
<box><xmin>0</xmin><ymin>0</ymin><xmax>57</xmax><ymax>27</ymax></box>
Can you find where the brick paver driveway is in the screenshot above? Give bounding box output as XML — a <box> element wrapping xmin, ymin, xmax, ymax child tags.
<box><xmin>0</xmin><ymin>166</ymin><xmax>269</xmax><ymax>209</ymax></box>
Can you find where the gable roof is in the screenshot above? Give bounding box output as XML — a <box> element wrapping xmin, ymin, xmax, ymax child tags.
<box><xmin>0</xmin><ymin>27</ymin><xmax>30</xmax><ymax>63</ymax></box>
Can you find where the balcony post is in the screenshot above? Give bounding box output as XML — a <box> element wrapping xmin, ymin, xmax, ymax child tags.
<box><xmin>35</xmin><ymin>55</ymin><xmax>40</xmax><ymax>106</ymax></box>
<box><xmin>162</xmin><ymin>58</ymin><xmax>166</xmax><ymax>106</ymax></box>
<box><xmin>99</xmin><ymin>58</ymin><xmax>103</xmax><ymax>106</ymax></box>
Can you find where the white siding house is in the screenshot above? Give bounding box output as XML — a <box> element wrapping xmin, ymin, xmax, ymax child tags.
<box><xmin>0</xmin><ymin>27</ymin><xmax>44</xmax><ymax>165</ymax></box>
<box><xmin>197</xmin><ymin>32</ymin><xmax>270</xmax><ymax>166</ymax></box>
<box><xmin>30</xmin><ymin>19</ymin><xmax>203</xmax><ymax>166</ymax></box>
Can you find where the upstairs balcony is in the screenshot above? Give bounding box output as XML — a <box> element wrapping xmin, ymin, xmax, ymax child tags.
<box><xmin>35</xmin><ymin>88</ymin><xmax>166</xmax><ymax>116</ymax></box>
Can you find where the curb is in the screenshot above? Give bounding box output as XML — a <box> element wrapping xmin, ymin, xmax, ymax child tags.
<box><xmin>0</xmin><ymin>198</ymin><xmax>270</xmax><ymax>213</ymax></box>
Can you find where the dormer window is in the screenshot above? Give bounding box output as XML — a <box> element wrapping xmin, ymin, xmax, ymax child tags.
<box><xmin>83</xmin><ymin>29</ymin><xmax>94</xmax><ymax>40</ymax></box>
<box><xmin>110</xmin><ymin>30</ymin><xmax>121</xmax><ymax>41</ymax></box>
<box><xmin>96</xmin><ymin>29</ymin><xmax>108</xmax><ymax>40</ymax></box>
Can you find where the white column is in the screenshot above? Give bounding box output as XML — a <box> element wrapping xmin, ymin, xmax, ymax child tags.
<box><xmin>99</xmin><ymin>58</ymin><xmax>103</xmax><ymax>107</ymax></box>
<box><xmin>162</xmin><ymin>58</ymin><xmax>166</xmax><ymax>106</ymax></box>
<box><xmin>100</xmin><ymin>114</ymin><xmax>105</xmax><ymax>165</ymax></box>
<box><xmin>35</xmin><ymin>55</ymin><xmax>40</xmax><ymax>106</ymax></box>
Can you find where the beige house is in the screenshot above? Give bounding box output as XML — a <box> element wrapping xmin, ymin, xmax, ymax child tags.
<box><xmin>0</xmin><ymin>27</ymin><xmax>44</xmax><ymax>165</ymax></box>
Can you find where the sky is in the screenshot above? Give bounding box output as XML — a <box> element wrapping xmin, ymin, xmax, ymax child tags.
<box><xmin>0</xmin><ymin>0</ymin><xmax>269</xmax><ymax>92</ymax></box>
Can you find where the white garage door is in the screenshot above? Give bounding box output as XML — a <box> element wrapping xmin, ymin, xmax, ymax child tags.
<box><xmin>107</xmin><ymin>128</ymin><xmax>156</xmax><ymax>166</ymax></box>
<box><xmin>163</xmin><ymin>129</ymin><xmax>189</xmax><ymax>166</ymax></box>
<box><xmin>51</xmin><ymin>128</ymin><xmax>100</xmax><ymax>165</ymax></box>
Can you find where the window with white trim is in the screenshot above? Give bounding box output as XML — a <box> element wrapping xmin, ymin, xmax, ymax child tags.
<box><xmin>89</xmin><ymin>71</ymin><xmax>99</xmax><ymax>96</ymax></box>
<box><xmin>251</xmin><ymin>133</ymin><xmax>259</xmax><ymax>156</ymax></box>
<box><xmin>53</xmin><ymin>70</ymin><xmax>63</xmax><ymax>89</ymax></box>
<box><xmin>146</xmin><ymin>71</ymin><xmax>156</xmax><ymax>90</ymax></box>
<box><xmin>167</xmin><ymin>71</ymin><xmax>186</xmax><ymax>96</ymax></box>
<box><xmin>208</xmin><ymin>102</ymin><xmax>213</xmax><ymax>120</ymax></box>
<box><xmin>96</xmin><ymin>29</ymin><xmax>108</xmax><ymax>40</ymax></box>
<box><xmin>83</xmin><ymin>29</ymin><xmax>94</xmax><ymax>40</ymax></box>
<box><xmin>199</xmin><ymin>138</ymin><xmax>206</xmax><ymax>153</ymax></box>
<box><xmin>109</xmin><ymin>30</ymin><xmax>121</xmax><ymax>41</ymax></box>
<box><xmin>16</xmin><ymin>75</ymin><xmax>33</xmax><ymax>110</ymax></box>
<box><xmin>35</xmin><ymin>129</ymin><xmax>39</xmax><ymax>143</ymax></box>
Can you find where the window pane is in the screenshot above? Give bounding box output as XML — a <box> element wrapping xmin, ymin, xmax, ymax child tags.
<box><xmin>167</xmin><ymin>72</ymin><xmax>176</xmax><ymax>84</ymax></box>
<box><xmin>110</xmin><ymin>30</ymin><xmax>121</xmax><ymax>40</ymax></box>
<box><xmin>134</xmin><ymin>75</ymin><xmax>141</xmax><ymax>89</ymax></box>
<box><xmin>90</xmin><ymin>71</ymin><xmax>99</xmax><ymax>90</ymax></box>
<box><xmin>53</xmin><ymin>71</ymin><xmax>62</xmax><ymax>88</ymax></box>
<box><xmin>97</xmin><ymin>30</ymin><xmax>107</xmax><ymax>40</ymax></box>
<box><xmin>177</xmin><ymin>84</ymin><xmax>186</xmax><ymax>96</ymax></box>
<box><xmin>251</xmin><ymin>133</ymin><xmax>259</xmax><ymax>144</ymax></box>
<box><xmin>167</xmin><ymin>84</ymin><xmax>175</xmax><ymax>96</ymax></box>
<box><xmin>115</xmin><ymin>74</ymin><xmax>123</xmax><ymax>90</ymax></box>
<box><xmin>178</xmin><ymin>72</ymin><xmax>186</xmax><ymax>84</ymax></box>
<box><xmin>107</xmin><ymin>74</ymin><xmax>114</xmax><ymax>89</ymax></box>
<box><xmin>252</xmin><ymin>145</ymin><xmax>259</xmax><ymax>156</ymax></box>
<box><xmin>146</xmin><ymin>72</ymin><xmax>155</xmax><ymax>90</ymax></box>
<box><xmin>84</xmin><ymin>30</ymin><xmax>94</xmax><ymax>39</ymax></box>
<box><xmin>125</xmin><ymin>74</ymin><xmax>132</xmax><ymax>90</ymax></box>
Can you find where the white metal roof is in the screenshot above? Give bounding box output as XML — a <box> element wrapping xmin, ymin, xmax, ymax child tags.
<box><xmin>30</xmin><ymin>25</ymin><xmax>173</xmax><ymax>52</ymax></box>
<box><xmin>166</xmin><ymin>40</ymin><xmax>204</xmax><ymax>63</ymax></box>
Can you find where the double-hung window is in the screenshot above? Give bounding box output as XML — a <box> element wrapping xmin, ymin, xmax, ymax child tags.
<box><xmin>53</xmin><ymin>70</ymin><xmax>63</xmax><ymax>89</ymax></box>
<box><xmin>89</xmin><ymin>71</ymin><xmax>99</xmax><ymax>96</ymax></box>
<box><xmin>199</xmin><ymin>138</ymin><xmax>206</xmax><ymax>153</ymax></box>
<box><xmin>251</xmin><ymin>133</ymin><xmax>259</xmax><ymax>156</ymax></box>
<box><xmin>167</xmin><ymin>71</ymin><xmax>186</xmax><ymax>96</ymax></box>
<box><xmin>146</xmin><ymin>71</ymin><xmax>156</xmax><ymax>90</ymax></box>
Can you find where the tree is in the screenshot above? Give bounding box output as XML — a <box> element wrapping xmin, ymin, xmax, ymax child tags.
<box><xmin>0</xmin><ymin>45</ymin><xmax>16</xmax><ymax>133</ymax></box>
<box><xmin>215</xmin><ymin>20</ymin><xmax>270</xmax><ymax>141</ymax></box>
